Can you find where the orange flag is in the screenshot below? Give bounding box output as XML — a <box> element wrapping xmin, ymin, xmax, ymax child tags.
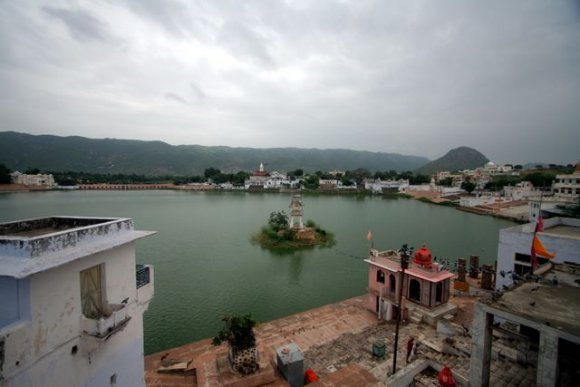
<box><xmin>367</xmin><ymin>230</ymin><xmax>373</xmax><ymax>241</ymax></box>
<box><xmin>532</xmin><ymin>235</ymin><xmax>555</xmax><ymax>259</ymax></box>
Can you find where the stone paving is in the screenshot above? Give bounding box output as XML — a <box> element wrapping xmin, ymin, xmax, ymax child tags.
<box><xmin>145</xmin><ymin>294</ymin><xmax>539</xmax><ymax>387</ymax></box>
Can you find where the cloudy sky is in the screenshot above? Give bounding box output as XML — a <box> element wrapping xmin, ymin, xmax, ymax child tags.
<box><xmin>1</xmin><ymin>1</ymin><xmax>579</xmax><ymax>164</ymax></box>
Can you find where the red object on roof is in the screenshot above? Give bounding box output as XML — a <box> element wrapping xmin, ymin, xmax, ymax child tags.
<box><xmin>413</xmin><ymin>245</ymin><xmax>433</xmax><ymax>268</ymax></box>
<box><xmin>305</xmin><ymin>368</ymin><xmax>319</xmax><ymax>383</ymax></box>
<box><xmin>437</xmin><ymin>367</ymin><xmax>456</xmax><ymax>387</ymax></box>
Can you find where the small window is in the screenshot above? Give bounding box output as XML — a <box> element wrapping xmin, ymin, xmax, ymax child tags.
<box><xmin>376</xmin><ymin>270</ymin><xmax>385</xmax><ymax>284</ymax></box>
<box><xmin>80</xmin><ymin>265</ymin><xmax>105</xmax><ymax>319</ymax></box>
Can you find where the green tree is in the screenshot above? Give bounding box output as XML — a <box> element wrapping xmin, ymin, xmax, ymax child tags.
<box><xmin>303</xmin><ymin>175</ymin><xmax>320</xmax><ymax>190</ymax></box>
<box><xmin>0</xmin><ymin>164</ymin><xmax>12</xmax><ymax>184</ymax></box>
<box><xmin>345</xmin><ymin>168</ymin><xmax>371</xmax><ymax>184</ymax></box>
<box><xmin>25</xmin><ymin>167</ymin><xmax>41</xmax><ymax>174</ymax></box>
<box><xmin>288</xmin><ymin>169</ymin><xmax>304</xmax><ymax>179</ymax></box>
<box><xmin>461</xmin><ymin>180</ymin><xmax>476</xmax><ymax>194</ymax></box>
<box><xmin>268</xmin><ymin>211</ymin><xmax>288</xmax><ymax>232</ymax></box>
<box><xmin>204</xmin><ymin>167</ymin><xmax>221</xmax><ymax>179</ymax></box>
<box><xmin>439</xmin><ymin>177</ymin><xmax>453</xmax><ymax>187</ymax></box>
<box><xmin>525</xmin><ymin>172</ymin><xmax>555</xmax><ymax>188</ymax></box>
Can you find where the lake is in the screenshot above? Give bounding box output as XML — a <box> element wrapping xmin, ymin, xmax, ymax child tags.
<box><xmin>0</xmin><ymin>190</ymin><xmax>514</xmax><ymax>354</ymax></box>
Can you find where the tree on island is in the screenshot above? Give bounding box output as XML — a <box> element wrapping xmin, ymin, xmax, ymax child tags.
<box><xmin>268</xmin><ymin>211</ymin><xmax>289</xmax><ymax>231</ymax></box>
<box><xmin>253</xmin><ymin>211</ymin><xmax>334</xmax><ymax>251</ymax></box>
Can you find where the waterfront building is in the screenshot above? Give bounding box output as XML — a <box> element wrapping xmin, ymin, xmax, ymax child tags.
<box><xmin>363</xmin><ymin>178</ymin><xmax>410</xmax><ymax>194</ymax></box>
<box><xmin>495</xmin><ymin>217</ymin><xmax>580</xmax><ymax>290</ymax></box>
<box><xmin>0</xmin><ymin>216</ymin><xmax>155</xmax><ymax>387</ymax></box>
<box><xmin>364</xmin><ymin>246</ymin><xmax>455</xmax><ymax>325</ymax></box>
<box><xmin>9</xmin><ymin>171</ymin><xmax>56</xmax><ymax>187</ymax></box>
<box><xmin>470</xmin><ymin>262</ymin><xmax>580</xmax><ymax>387</ymax></box>
<box><xmin>553</xmin><ymin>163</ymin><xmax>580</xmax><ymax>201</ymax></box>
<box><xmin>503</xmin><ymin>181</ymin><xmax>537</xmax><ymax>201</ymax></box>
<box><xmin>245</xmin><ymin>163</ymin><xmax>270</xmax><ymax>190</ymax></box>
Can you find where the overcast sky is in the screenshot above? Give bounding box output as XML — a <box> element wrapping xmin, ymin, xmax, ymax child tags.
<box><xmin>1</xmin><ymin>1</ymin><xmax>579</xmax><ymax>164</ymax></box>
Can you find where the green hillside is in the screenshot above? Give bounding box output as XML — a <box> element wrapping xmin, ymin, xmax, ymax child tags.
<box><xmin>415</xmin><ymin>146</ymin><xmax>489</xmax><ymax>175</ymax></box>
<box><xmin>0</xmin><ymin>131</ymin><xmax>429</xmax><ymax>175</ymax></box>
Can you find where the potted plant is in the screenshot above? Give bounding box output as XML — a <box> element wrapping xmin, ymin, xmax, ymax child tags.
<box><xmin>212</xmin><ymin>314</ymin><xmax>259</xmax><ymax>374</ymax></box>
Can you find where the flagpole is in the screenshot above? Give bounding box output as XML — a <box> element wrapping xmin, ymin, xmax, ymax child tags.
<box><xmin>531</xmin><ymin>191</ymin><xmax>544</xmax><ymax>272</ymax></box>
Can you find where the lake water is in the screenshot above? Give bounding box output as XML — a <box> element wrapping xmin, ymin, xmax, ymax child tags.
<box><xmin>0</xmin><ymin>190</ymin><xmax>514</xmax><ymax>354</ymax></box>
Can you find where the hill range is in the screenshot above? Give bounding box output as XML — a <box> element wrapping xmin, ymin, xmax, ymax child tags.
<box><xmin>0</xmin><ymin>131</ymin><xmax>432</xmax><ymax>176</ymax></box>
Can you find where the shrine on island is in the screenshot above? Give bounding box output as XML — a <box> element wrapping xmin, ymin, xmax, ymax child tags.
<box><xmin>289</xmin><ymin>194</ymin><xmax>304</xmax><ymax>229</ymax></box>
<box><xmin>364</xmin><ymin>245</ymin><xmax>457</xmax><ymax>326</ymax></box>
<box><xmin>252</xmin><ymin>195</ymin><xmax>334</xmax><ymax>250</ymax></box>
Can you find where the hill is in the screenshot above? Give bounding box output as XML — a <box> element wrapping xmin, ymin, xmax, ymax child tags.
<box><xmin>0</xmin><ymin>131</ymin><xmax>429</xmax><ymax>175</ymax></box>
<box><xmin>415</xmin><ymin>146</ymin><xmax>489</xmax><ymax>175</ymax></box>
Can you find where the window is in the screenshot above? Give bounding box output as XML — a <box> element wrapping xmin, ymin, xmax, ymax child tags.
<box><xmin>409</xmin><ymin>279</ymin><xmax>421</xmax><ymax>302</ymax></box>
<box><xmin>0</xmin><ymin>277</ymin><xmax>30</xmax><ymax>329</ymax></box>
<box><xmin>80</xmin><ymin>265</ymin><xmax>105</xmax><ymax>319</ymax></box>
<box><xmin>389</xmin><ymin>274</ymin><xmax>396</xmax><ymax>293</ymax></box>
<box><xmin>435</xmin><ymin>282</ymin><xmax>443</xmax><ymax>303</ymax></box>
<box><xmin>376</xmin><ymin>270</ymin><xmax>385</xmax><ymax>284</ymax></box>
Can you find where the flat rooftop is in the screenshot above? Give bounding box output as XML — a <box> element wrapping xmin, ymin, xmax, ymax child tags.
<box><xmin>503</xmin><ymin>216</ymin><xmax>580</xmax><ymax>241</ymax></box>
<box><xmin>0</xmin><ymin>216</ymin><xmax>155</xmax><ymax>278</ymax></box>
<box><xmin>542</xmin><ymin>225</ymin><xmax>580</xmax><ymax>239</ymax></box>
<box><xmin>0</xmin><ymin>217</ymin><xmax>114</xmax><ymax>237</ymax></box>
<box><xmin>488</xmin><ymin>266</ymin><xmax>580</xmax><ymax>337</ymax></box>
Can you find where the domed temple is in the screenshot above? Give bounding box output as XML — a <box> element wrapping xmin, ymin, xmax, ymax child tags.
<box><xmin>364</xmin><ymin>245</ymin><xmax>457</xmax><ymax>325</ymax></box>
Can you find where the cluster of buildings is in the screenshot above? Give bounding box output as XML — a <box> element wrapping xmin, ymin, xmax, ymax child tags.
<box><xmin>8</xmin><ymin>171</ymin><xmax>56</xmax><ymax>188</ymax></box>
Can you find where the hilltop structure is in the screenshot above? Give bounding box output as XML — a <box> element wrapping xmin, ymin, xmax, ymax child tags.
<box><xmin>0</xmin><ymin>216</ymin><xmax>155</xmax><ymax>387</ymax></box>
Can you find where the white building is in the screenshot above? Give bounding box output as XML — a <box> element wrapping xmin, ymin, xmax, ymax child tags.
<box><xmin>553</xmin><ymin>164</ymin><xmax>580</xmax><ymax>201</ymax></box>
<box><xmin>363</xmin><ymin>178</ymin><xmax>410</xmax><ymax>194</ymax></box>
<box><xmin>0</xmin><ymin>216</ymin><xmax>155</xmax><ymax>387</ymax></box>
<box><xmin>9</xmin><ymin>171</ymin><xmax>56</xmax><ymax>187</ymax></box>
<box><xmin>495</xmin><ymin>217</ymin><xmax>580</xmax><ymax>290</ymax></box>
<box><xmin>503</xmin><ymin>181</ymin><xmax>537</xmax><ymax>201</ymax></box>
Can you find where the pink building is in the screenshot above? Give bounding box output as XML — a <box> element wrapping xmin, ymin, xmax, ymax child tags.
<box><xmin>364</xmin><ymin>246</ymin><xmax>456</xmax><ymax>325</ymax></box>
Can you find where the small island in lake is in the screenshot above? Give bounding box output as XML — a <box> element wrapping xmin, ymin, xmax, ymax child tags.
<box><xmin>253</xmin><ymin>194</ymin><xmax>335</xmax><ymax>250</ymax></box>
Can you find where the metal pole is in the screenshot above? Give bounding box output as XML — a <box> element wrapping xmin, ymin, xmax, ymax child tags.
<box><xmin>392</xmin><ymin>246</ymin><xmax>409</xmax><ymax>374</ymax></box>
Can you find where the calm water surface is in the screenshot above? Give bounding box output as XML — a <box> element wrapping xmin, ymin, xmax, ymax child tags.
<box><xmin>0</xmin><ymin>190</ymin><xmax>514</xmax><ymax>354</ymax></box>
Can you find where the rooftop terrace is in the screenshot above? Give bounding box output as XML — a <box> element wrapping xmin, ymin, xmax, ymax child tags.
<box><xmin>0</xmin><ymin>216</ymin><xmax>155</xmax><ymax>278</ymax></box>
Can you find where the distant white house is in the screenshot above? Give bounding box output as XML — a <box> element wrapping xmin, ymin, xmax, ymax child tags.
<box><xmin>10</xmin><ymin>171</ymin><xmax>56</xmax><ymax>187</ymax></box>
<box><xmin>363</xmin><ymin>178</ymin><xmax>409</xmax><ymax>194</ymax></box>
<box><xmin>503</xmin><ymin>181</ymin><xmax>537</xmax><ymax>201</ymax></box>
<box><xmin>0</xmin><ymin>216</ymin><xmax>155</xmax><ymax>387</ymax></box>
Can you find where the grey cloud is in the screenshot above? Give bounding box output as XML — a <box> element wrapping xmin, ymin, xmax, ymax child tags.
<box><xmin>122</xmin><ymin>0</ymin><xmax>216</xmax><ymax>40</ymax></box>
<box><xmin>217</xmin><ymin>20</ymin><xmax>274</xmax><ymax>67</ymax></box>
<box><xmin>190</xmin><ymin>82</ymin><xmax>205</xmax><ymax>102</ymax></box>
<box><xmin>165</xmin><ymin>92</ymin><xmax>188</xmax><ymax>105</ymax></box>
<box><xmin>41</xmin><ymin>6</ymin><xmax>112</xmax><ymax>42</ymax></box>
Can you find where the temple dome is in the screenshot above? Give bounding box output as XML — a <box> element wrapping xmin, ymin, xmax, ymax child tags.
<box><xmin>413</xmin><ymin>245</ymin><xmax>433</xmax><ymax>267</ymax></box>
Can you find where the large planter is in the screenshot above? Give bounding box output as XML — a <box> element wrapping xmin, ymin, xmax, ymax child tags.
<box><xmin>229</xmin><ymin>346</ymin><xmax>259</xmax><ymax>374</ymax></box>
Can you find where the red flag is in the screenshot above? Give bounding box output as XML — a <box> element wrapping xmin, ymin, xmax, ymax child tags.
<box><xmin>535</xmin><ymin>215</ymin><xmax>544</xmax><ymax>233</ymax></box>
<box><xmin>367</xmin><ymin>230</ymin><xmax>373</xmax><ymax>241</ymax></box>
